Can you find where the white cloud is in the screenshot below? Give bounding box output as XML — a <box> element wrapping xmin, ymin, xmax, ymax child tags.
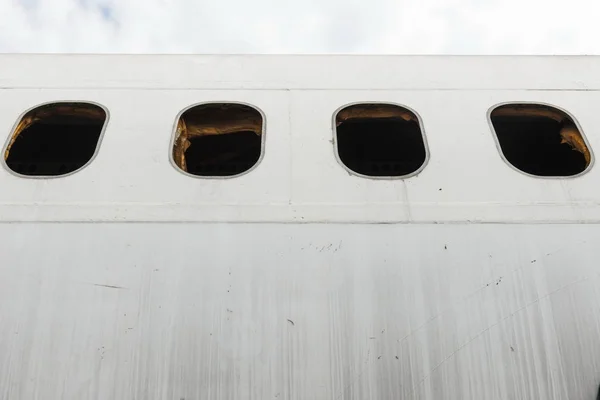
<box><xmin>0</xmin><ymin>0</ymin><xmax>599</xmax><ymax>53</ymax></box>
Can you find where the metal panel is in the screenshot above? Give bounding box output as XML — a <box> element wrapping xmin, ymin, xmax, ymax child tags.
<box><xmin>1</xmin><ymin>87</ymin><xmax>600</xmax><ymax>223</ymax></box>
<box><xmin>1</xmin><ymin>55</ymin><xmax>600</xmax><ymax>90</ymax></box>
<box><xmin>1</xmin><ymin>55</ymin><xmax>599</xmax><ymax>400</ymax></box>
<box><xmin>1</xmin><ymin>223</ymin><xmax>599</xmax><ymax>399</ymax></box>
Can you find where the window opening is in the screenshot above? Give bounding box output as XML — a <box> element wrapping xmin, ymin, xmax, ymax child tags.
<box><xmin>173</xmin><ymin>103</ymin><xmax>263</xmax><ymax>177</ymax></box>
<box><xmin>490</xmin><ymin>104</ymin><xmax>591</xmax><ymax>177</ymax></box>
<box><xmin>5</xmin><ymin>102</ymin><xmax>106</xmax><ymax>176</ymax></box>
<box><xmin>335</xmin><ymin>104</ymin><xmax>427</xmax><ymax>177</ymax></box>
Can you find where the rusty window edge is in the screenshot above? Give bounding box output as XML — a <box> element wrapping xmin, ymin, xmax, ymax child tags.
<box><xmin>170</xmin><ymin>102</ymin><xmax>266</xmax><ymax>179</ymax></box>
<box><xmin>332</xmin><ymin>102</ymin><xmax>430</xmax><ymax>180</ymax></box>
<box><xmin>2</xmin><ymin>101</ymin><xmax>109</xmax><ymax>179</ymax></box>
<box><xmin>487</xmin><ymin>101</ymin><xmax>594</xmax><ymax>179</ymax></box>
<box><xmin>1</xmin><ymin>100</ymin><xmax>595</xmax><ymax>181</ymax></box>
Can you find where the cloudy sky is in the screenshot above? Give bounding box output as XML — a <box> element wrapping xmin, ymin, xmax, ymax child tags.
<box><xmin>1</xmin><ymin>0</ymin><xmax>599</xmax><ymax>54</ymax></box>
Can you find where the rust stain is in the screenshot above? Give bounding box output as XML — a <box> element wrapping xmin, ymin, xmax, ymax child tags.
<box><xmin>491</xmin><ymin>104</ymin><xmax>566</xmax><ymax>121</ymax></box>
<box><xmin>172</xmin><ymin>103</ymin><xmax>262</xmax><ymax>172</ymax></box>
<box><xmin>492</xmin><ymin>104</ymin><xmax>591</xmax><ymax>167</ymax></box>
<box><xmin>560</xmin><ymin>122</ymin><xmax>591</xmax><ymax>165</ymax></box>
<box><xmin>336</xmin><ymin>103</ymin><xmax>416</xmax><ymax>127</ymax></box>
<box><xmin>5</xmin><ymin>103</ymin><xmax>105</xmax><ymax>161</ymax></box>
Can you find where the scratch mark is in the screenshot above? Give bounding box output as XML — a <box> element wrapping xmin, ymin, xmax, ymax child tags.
<box><xmin>318</xmin><ymin>243</ymin><xmax>334</xmax><ymax>252</ymax></box>
<box><xmin>287</xmin><ymin>319</ymin><xmax>295</xmax><ymax>326</ymax></box>
<box><xmin>335</xmin><ymin>343</ymin><xmax>377</xmax><ymax>399</ymax></box>
<box><xmin>406</xmin><ymin>272</ymin><xmax>598</xmax><ymax>398</ymax></box>
<box><xmin>334</xmin><ymin>240</ymin><xmax>343</xmax><ymax>252</ymax></box>
<box><xmin>336</xmin><ymin>365</ymin><xmax>371</xmax><ymax>399</ymax></box>
<box><xmin>393</xmin><ymin>239</ymin><xmax>591</xmax><ymax>351</ymax></box>
<box><xmin>545</xmin><ymin>240</ymin><xmax>587</xmax><ymax>257</ymax></box>
<box><xmin>92</xmin><ymin>283</ymin><xmax>127</xmax><ymax>290</ymax></box>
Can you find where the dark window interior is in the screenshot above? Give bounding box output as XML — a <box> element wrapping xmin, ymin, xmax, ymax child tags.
<box><xmin>5</xmin><ymin>104</ymin><xmax>105</xmax><ymax>176</ymax></box>
<box><xmin>184</xmin><ymin>131</ymin><xmax>261</xmax><ymax>176</ymax></box>
<box><xmin>174</xmin><ymin>103</ymin><xmax>263</xmax><ymax>177</ymax></box>
<box><xmin>491</xmin><ymin>105</ymin><xmax>589</xmax><ymax>176</ymax></box>
<box><xmin>336</xmin><ymin>105</ymin><xmax>427</xmax><ymax>177</ymax></box>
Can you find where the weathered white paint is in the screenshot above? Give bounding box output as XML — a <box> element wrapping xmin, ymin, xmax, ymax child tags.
<box><xmin>0</xmin><ymin>55</ymin><xmax>599</xmax><ymax>399</ymax></box>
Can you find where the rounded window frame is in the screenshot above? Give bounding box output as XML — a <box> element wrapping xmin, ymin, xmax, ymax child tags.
<box><xmin>1</xmin><ymin>100</ymin><xmax>110</xmax><ymax>179</ymax></box>
<box><xmin>169</xmin><ymin>101</ymin><xmax>267</xmax><ymax>179</ymax></box>
<box><xmin>331</xmin><ymin>101</ymin><xmax>430</xmax><ymax>180</ymax></box>
<box><xmin>487</xmin><ymin>101</ymin><xmax>595</xmax><ymax>179</ymax></box>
